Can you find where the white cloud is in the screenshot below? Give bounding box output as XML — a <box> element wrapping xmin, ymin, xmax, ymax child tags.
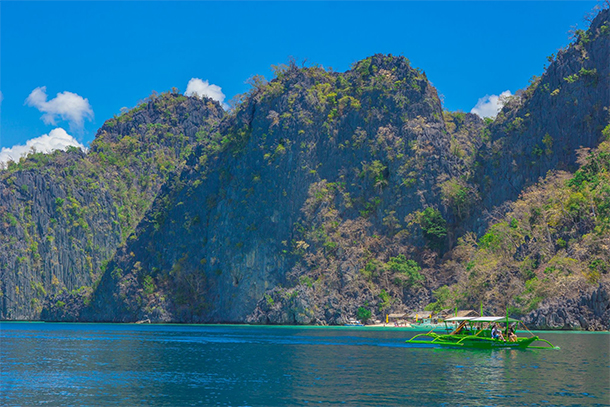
<box><xmin>470</xmin><ymin>90</ymin><xmax>512</xmax><ymax>119</ymax></box>
<box><xmin>0</xmin><ymin>128</ymin><xmax>86</xmax><ymax>166</ymax></box>
<box><xmin>185</xmin><ymin>78</ymin><xmax>228</xmax><ymax>109</ymax></box>
<box><xmin>25</xmin><ymin>87</ymin><xmax>93</xmax><ymax>132</ymax></box>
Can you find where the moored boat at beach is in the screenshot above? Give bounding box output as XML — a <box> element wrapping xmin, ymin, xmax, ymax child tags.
<box><xmin>344</xmin><ymin>318</ymin><xmax>364</xmax><ymax>326</ymax></box>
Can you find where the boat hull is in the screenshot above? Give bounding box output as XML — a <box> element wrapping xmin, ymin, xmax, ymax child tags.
<box><xmin>436</xmin><ymin>336</ymin><xmax>538</xmax><ymax>349</ymax></box>
<box><xmin>408</xmin><ymin>335</ymin><xmax>545</xmax><ymax>349</ymax></box>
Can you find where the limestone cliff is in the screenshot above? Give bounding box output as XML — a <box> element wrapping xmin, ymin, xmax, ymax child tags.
<box><xmin>17</xmin><ymin>8</ymin><xmax>610</xmax><ymax>330</ymax></box>
<box><xmin>79</xmin><ymin>54</ymin><xmax>463</xmax><ymax>323</ymax></box>
<box><xmin>477</xmin><ymin>9</ymin><xmax>609</xmax><ymax>209</ymax></box>
<box><xmin>0</xmin><ymin>93</ymin><xmax>223</xmax><ymax>319</ymax></box>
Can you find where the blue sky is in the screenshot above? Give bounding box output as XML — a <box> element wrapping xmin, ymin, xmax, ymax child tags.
<box><xmin>0</xmin><ymin>1</ymin><xmax>601</xmax><ymax>155</ymax></box>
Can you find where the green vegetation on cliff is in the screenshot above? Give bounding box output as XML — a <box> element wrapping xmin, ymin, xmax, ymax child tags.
<box><xmin>0</xmin><ymin>92</ymin><xmax>224</xmax><ymax>319</ymax></box>
<box><xmin>4</xmin><ymin>8</ymin><xmax>608</xmax><ymax>330</ymax></box>
<box><xmin>434</xmin><ymin>136</ymin><xmax>610</xmax><ymax>328</ymax></box>
<box><xmin>78</xmin><ymin>53</ymin><xmax>460</xmax><ymax>324</ymax></box>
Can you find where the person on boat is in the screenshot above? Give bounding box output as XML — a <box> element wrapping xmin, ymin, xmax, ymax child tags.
<box><xmin>491</xmin><ymin>324</ymin><xmax>505</xmax><ymax>341</ymax></box>
<box><xmin>506</xmin><ymin>323</ymin><xmax>518</xmax><ymax>342</ymax></box>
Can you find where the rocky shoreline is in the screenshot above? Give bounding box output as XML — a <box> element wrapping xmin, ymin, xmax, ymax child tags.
<box><xmin>3</xmin><ymin>319</ymin><xmax>608</xmax><ymax>332</ymax></box>
<box><xmin>522</xmin><ymin>283</ymin><xmax>610</xmax><ymax>331</ymax></box>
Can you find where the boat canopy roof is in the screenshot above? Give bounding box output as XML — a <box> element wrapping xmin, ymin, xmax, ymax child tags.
<box><xmin>470</xmin><ymin>316</ymin><xmax>521</xmax><ymax>323</ymax></box>
<box><xmin>444</xmin><ymin>316</ymin><xmax>475</xmax><ymax>322</ymax></box>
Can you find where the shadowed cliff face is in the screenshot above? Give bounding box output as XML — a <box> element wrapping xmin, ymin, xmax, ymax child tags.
<box><xmin>80</xmin><ymin>54</ymin><xmax>468</xmax><ymax>323</ymax></box>
<box><xmin>0</xmin><ymin>93</ymin><xmax>224</xmax><ymax>320</ymax></box>
<box><xmin>0</xmin><ymin>150</ymin><xmax>120</xmax><ymax>320</ymax></box>
<box><xmin>476</xmin><ymin>8</ymin><xmax>610</xmax><ymax>209</ymax></box>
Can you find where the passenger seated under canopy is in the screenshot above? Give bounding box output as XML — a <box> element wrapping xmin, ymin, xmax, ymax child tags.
<box><xmin>491</xmin><ymin>324</ymin><xmax>505</xmax><ymax>341</ymax></box>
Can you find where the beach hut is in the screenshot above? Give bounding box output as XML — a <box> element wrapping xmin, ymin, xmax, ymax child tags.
<box><xmin>388</xmin><ymin>313</ymin><xmax>408</xmax><ymax>326</ymax></box>
<box><xmin>407</xmin><ymin>310</ymin><xmax>434</xmax><ymax>323</ymax></box>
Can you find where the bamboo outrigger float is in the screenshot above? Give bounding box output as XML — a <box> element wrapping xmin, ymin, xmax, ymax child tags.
<box><xmin>407</xmin><ymin>316</ymin><xmax>559</xmax><ymax>349</ymax></box>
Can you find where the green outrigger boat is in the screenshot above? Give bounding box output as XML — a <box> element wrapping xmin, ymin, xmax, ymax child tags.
<box><xmin>407</xmin><ymin>316</ymin><xmax>559</xmax><ymax>350</ymax></box>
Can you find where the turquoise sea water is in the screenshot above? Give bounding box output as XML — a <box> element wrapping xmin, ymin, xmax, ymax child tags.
<box><xmin>1</xmin><ymin>323</ymin><xmax>608</xmax><ymax>406</ymax></box>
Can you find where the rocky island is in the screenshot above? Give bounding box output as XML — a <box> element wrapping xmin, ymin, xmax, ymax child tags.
<box><xmin>1</xmin><ymin>8</ymin><xmax>608</xmax><ymax>330</ymax></box>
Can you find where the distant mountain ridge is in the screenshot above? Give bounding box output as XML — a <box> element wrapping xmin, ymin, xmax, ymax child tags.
<box><xmin>2</xmin><ymin>8</ymin><xmax>608</xmax><ymax>329</ymax></box>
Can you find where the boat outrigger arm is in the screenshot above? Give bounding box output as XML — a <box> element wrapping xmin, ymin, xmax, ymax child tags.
<box><xmin>407</xmin><ymin>316</ymin><xmax>559</xmax><ymax>350</ymax></box>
